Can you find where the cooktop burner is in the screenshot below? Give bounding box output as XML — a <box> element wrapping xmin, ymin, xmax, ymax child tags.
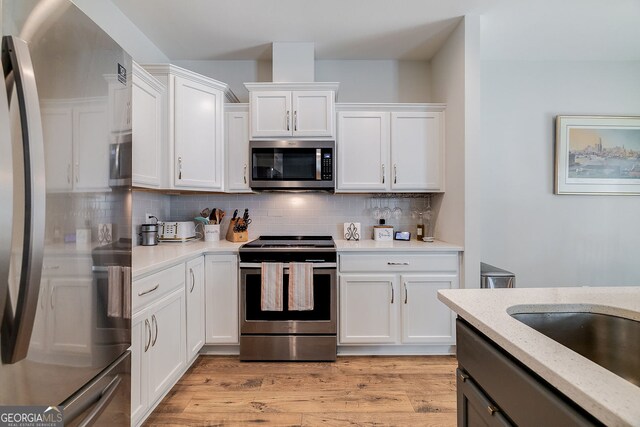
<box><xmin>239</xmin><ymin>236</ymin><xmax>336</xmax><ymax>262</ymax></box>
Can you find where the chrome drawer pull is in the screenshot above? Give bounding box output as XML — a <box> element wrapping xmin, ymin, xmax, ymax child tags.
<box><xmin>151</xmin><ymin>315</ymin><xmax>158</xmax><ymax>346</ymax></box>
<box><xmin>390</xmin><ymin>283</ymin><xmax>394</xmax><ymax>304</ymax></box>
<box><xmin>387</xmin><ymin>262</ymin><xmax>409</xmax><ymax>266</ymax></box>
<box><xmin>190</xmin><ymin>268</ymin><xmax>195</xmax><ymax>293</ymax></box>
<box><xmin>138</xmin><ymin>284</ymin><xmax>159</xmax><ymax>296</ymax></box>
<box><xmin>144</xmin><ymin>319</ymin><xmax>151</xmax><ymax>352</ymax></box>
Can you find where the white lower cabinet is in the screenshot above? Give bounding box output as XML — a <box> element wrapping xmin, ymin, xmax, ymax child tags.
<box><xmin>186</xmin><ymin>257</ymin><xmax>205</xmax><ymax>361</ymax></box>
<box><xmin>339</xmin><ymin>252</ymin><xmax>459</xmax><ymax>349</ymax></box>
<box><xmin>131</xmin><ymin>263</ymin><xmax>186</xmax><ymax>426</ymax></box>
<box><xmin>204</xmin><ymin>255</ymin><xmax>239</xmax><ymax>344</ymax></box>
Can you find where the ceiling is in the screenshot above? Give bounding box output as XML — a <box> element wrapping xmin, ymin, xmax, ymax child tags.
<box><xmin>111</xmin><ymin>0</ymin><xmax>640</xmax><ymax>62</ymax></box>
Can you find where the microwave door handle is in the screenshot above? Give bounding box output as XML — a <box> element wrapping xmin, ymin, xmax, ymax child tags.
<box><xmin>114</xmin><ymin>141</ymin><xmax>120</xmax><ymax>177</ymax></box>
<box><xmin>1</xmin><ymin>36</ymin><xmax>46</xmax><ymax>364</ymax></box>
<box><xmin>316</xmin><ymin>149</ymin><xmax>321</xmax><ymax>180</ymax></box>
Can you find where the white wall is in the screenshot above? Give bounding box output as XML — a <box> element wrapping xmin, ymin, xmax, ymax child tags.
<box><xmin>71</xmin><ymin>0</ymin><xmax>168</xmax><ymax>62</ymax></box>
<box><xmin>174</xmin><ymin>59</ymin><xmax>432</xmax><ymax>103</ymax></box>
<box><xmin>430</xmin><ymin>16</ymin><xmax>482</xmax><ymax>289</ymax></box>
<box><xmin>481</xmin><ymin>60</ymin><xmax>640</xmax><ymax>287</ymax></box>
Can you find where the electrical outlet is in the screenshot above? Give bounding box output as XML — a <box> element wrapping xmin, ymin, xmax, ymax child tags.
<box><xmin>145</xmin><ymin>213</ymin><xmax>155</xmax><ymax>223</ymax></box>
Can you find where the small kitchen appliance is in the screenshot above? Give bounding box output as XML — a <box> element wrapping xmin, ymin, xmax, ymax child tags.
<box><xmin>140</xmin><ymin>223</ymin><xmax>159</xmax><ymax>246</ymax></box>
<box><xmin>158</xmin><ymin>221</ymin><xmax>197</xmax><ymax>242</ymax></box>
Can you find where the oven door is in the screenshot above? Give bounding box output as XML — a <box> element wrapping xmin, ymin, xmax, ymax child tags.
<box><xmin>249</xmin><ymin>140</ymin><xmax>334</xmax><ymax>189</ymax></box>
<box><xmin>240</xmin><ymin>266</ymin><xmax>336</xmax><ymax>335</ymax></box>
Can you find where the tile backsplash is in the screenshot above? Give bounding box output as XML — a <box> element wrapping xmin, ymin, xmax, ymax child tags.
<box><xmin>132</xmin><ymin>191</ymin><xmax>434</xmax><ymax>244</ymax></box>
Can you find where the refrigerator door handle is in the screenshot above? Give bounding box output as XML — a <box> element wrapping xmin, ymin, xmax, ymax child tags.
<box><xmin>75</xmin><ymin>375</ymin><xmax>122</xmax><ymax>427</ymax></box>
<box><xmin>0</xmin><ymin>36</ymin><xmax>46</xmax><ymax>364</ymax></box>
<box><xmin>0</xmin><ymin>37</ymin><xmax>14</xmax><ymax>337</ymax></box>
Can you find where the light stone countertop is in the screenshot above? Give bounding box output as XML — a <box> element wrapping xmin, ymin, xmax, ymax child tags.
<box><xmin>132</xmin><ymin>240</ymin><xmax>244</xmax><ymax>279</ymax></box>
<box><xmin>133</xmin><ymin>238</ymin><xmax>463</xmax><ymax>278</ymax></box>
<box><xmin>335</xmin><ymin>238</ymin><xmax>463</xmax><ymax>252</ymax></box>
<box><xmin>438</xmin><ymin>287</ymin><xmax>640</xmax><ymax>427</ymax></box>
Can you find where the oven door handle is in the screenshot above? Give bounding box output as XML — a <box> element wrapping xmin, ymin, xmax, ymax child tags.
<box><xmin>239</xmin><ymin>262</ymin><xmax>337</xmax><ymax>269</ymax></box>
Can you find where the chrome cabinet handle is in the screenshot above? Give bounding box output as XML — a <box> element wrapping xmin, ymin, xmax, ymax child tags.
<box><xmin>382</xmin><ymin>164</ymin><xmax>385</xmax><ymax>184</ymax></box>
<box><xmin>178</xmin><ymin>156</ymin><xmax>183</xmax><ymax>180</ymax></box>
<box><xmin>286</xmin><ymin>110</ymin><xmax>290</xmax><ymax>131</ymax></box>
<box><xmin>75</xmin><ymin>162</ymin><xmax>79</xmax><ymax>183</ymax></box>
<box><xmin>404</xmin><ymin>282</ymin><xmax>408</xmax><ymax>304</ymax></box>
<box><xmin>459</xmin><ymin>371</ymin><xmax>469</xmax><ymax>382</ymax></box>
<box><xmin>390</xmin><ymin>283</ymin><xmax>394</xmax><ymax>304</ymax></box>
<box><xmin>394</xmin><ymin>164</ymin><xmax>397</xmax><ymax>184</ymax></box>
<box><xmin>388</xmin><ymin>262</ymin><xmax>409</xmax><ymax>266</ymax></box>
<box><xmin>294</xmin><ymin>110</ymin><xmax>298</xmax><ymax>131</ymax></box>
<box><xmin>67</xmin><ymin>164</ymin><xmax>71</xmax><ymax>183</ymax></box>
<box><xmin>50</xmin><ymin>287</ymin><xmax>55</xmax><ymax>309</ymax></box>
<box><xmin>487</xmin><ymin>405</ymin><xmax>499</xmax><ymax>416</ymax></box>
<box><xmin>151</xmin><ymin>315</ymin><xmax>158</xmax><ymax>347</ymax></box>
<box><xmin>144</xmin><ymin>319</ymin><xmax>151</xmax><ymax>352</ymax></box>
<box><xmin>189</xmin><ymin>268</ymin><xmax>195</xmax><ymax>293</ymax></box>
<box><xmin>138</xmin><ymin>284</ymin><xmax>159</xmax><ymax>296</ymax></box>
<box><xmin>243</xmin><ymin>164</ymin><xmax>247</xmax><ymax>184</ymax></box>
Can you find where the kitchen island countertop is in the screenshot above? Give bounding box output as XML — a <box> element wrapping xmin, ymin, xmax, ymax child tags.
<box><xmin>438</xmin><ymin>286</ymin><xmax>640</xmax><ymax>427</ymax></box>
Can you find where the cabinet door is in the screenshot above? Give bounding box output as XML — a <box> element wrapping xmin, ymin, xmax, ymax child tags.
<box><xmin>41</xmin><ymin>106</ymin><xmax>73</xmax><ymax>192</ymax></box>
<box><xmin>391</xmin><ymin>112</ymin><xmax>443</xmax><ymax>191</ymax></box>
<box><xmin>225</xmin><ymin>111</ymin><xmax>250</xmax><ymax>192</ymax></box>
<box><xmin>73</xmin><ymin>102</ymin><xmax>110</xmax><ymax>191</ymax></box>
<box><xmin>401</xmin><ymin>274</ymin><xmax>457</xmax><ymax>344</ymax></box>
<box><xmin>48</xmin><ymin>277</ymin><xmax>92</xmax><ymax>355</ymax></box>
<box><xmin>132</xmin><ymin>67</ymin><xmax>163</xmax><ymax>187</ymax></box>
<box><xmin>131</xmin><ymin>309</ymin><xmax>150</xmax><ymax>426</ymax></box>
<box><xmin>186</xmin><ymin>257</ymin><xmax>205</xmax><ymax>361</ymax></box>
<box><xmin>337</xmin><ymin>112</ymin><xmax>390</xmax><ymax>191</ymax></box>
<box><xmin>291</xmin><ymin>91</ymin><xmax>334</xmax><ymax>137</ymax></box>
<box><xmin>250</xmin><ymin>91</ymin><xmax>292</xmax><ymax>138</ymax></box>
<box><xmin>204</xmin><ymin>255</ymin><xmax>239</xmax><ymax>344</ymax></box>
<box><xmin>148</xmin><ymin>288</ymin><xmax>186</xmax><ymax>403</ymax></box>
<box><xmin>339</xmin><ymin>275</ymin><xmax>398</xmax><ymax>344</ymax></box>
<box><xmin>457</xmin><ymin>369</ymin><xmax>512</xmax><ymax>427</ymax></box>
<box><xmin>174</xmin><ymin>76</ymin><xmax>223</xmax><ymax>189</ymax></box>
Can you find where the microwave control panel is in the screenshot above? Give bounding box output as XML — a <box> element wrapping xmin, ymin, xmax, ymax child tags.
<box><xmin>321</xmin><ymin>149</ymin><xmax>333</xmax><ymax>180</ymax></box>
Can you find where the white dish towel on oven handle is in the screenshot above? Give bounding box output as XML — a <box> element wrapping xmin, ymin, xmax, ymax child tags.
<box><xmin>288</xmin><ymin>262</ymin><xmax>314</xmax><ymax>311</ymax></box>
<box><xmin>261</xmin><ymin>262</ymin><xmax>284</xmax><ymax>311</ymax></box>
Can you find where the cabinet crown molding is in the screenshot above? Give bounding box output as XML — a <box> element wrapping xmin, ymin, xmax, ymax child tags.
<box><xmin>142</xmin><ymin>63</ymin><xmax>239</xmax><ymax>103</ymax></box>
<box><xmin>244</xmin><ymin>82</ymin><xmax>340</xmax><ymax>98</ymax></box>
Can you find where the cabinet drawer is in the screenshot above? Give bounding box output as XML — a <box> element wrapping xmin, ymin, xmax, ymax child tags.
<box><xmin>42</xmin><ymin>256</ymin><xmax>93</xmax><ymax>277</ymax></box>
<box><xmin>340</xmin><ymin>253</ymin><xmax>458</xmax><ymax>273</ymax></box>
<box><xmin>133</xmin><ymin>263</ymin><xmax>185</xmax><ymax>313</ymax></box>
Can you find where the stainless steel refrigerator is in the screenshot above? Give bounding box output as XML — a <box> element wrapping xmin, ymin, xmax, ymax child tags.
<box><xmin>1</xmin><ymin>0</ymin><xmax>131</xmax><ymax>425</ymax></box>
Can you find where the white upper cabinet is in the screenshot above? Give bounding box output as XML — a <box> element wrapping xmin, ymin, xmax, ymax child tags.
<box><xmin>245</xmin><ymin>83</ymin><xmax>338</xmax><ymax>139</ymax></box>
<box><xmin>143</xmin><ymin>64</ymin><xmax>238</xmax><ymax>191</ymax></box>
<box><xmin>391</xmin><ymin>112</ymin><xmax>443</xmax><ymax>191</ymax></box>
<box><xmin>174</xmin><ymin>75</ymin><xmax>223</xmax><ymax>189</ymax></box>
<box><xmin>225</xmin><ymin>105</ymin><xmax>251</xmax><ymax>193</ymax></box>
<box><xmin>132</xmin><ymin>62</ymin><xmax>164</xmax><ymax>188</ymax></box>
<box><xmin>337</xmin><ymin>111</ymin><xmax>390</xmax><ymax>191</ymax></box>
<box><xmin>336</xmin><ymin>104</ymin><xmax>446</xmax><ymax>193</ymax></box>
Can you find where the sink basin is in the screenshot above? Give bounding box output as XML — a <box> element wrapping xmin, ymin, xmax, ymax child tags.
<box><xmin>511</xmin><ymin>311</ymin><xmax>640</xmax><ymax>387</ymax></box>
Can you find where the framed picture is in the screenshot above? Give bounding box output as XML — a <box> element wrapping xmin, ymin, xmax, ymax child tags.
<box><xmin>555</xmin><ymin>116</ymin><xmax>640</xmax><ymax>195</ymax></box>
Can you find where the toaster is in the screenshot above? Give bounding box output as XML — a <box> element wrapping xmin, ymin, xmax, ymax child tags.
<box><xmin>158</xmin><ymin>221</ymin><xmax>197</xmax><ymax>242</ymax></box>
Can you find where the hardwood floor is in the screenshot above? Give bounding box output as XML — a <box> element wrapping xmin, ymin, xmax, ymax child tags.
<box><xmin>144</xmin><ymin>355</ymin><xmax>458</xmax><ymax>426</ymax></box>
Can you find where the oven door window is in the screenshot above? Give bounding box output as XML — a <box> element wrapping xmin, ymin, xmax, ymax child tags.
<box><xmin>244</xmin><ymin>271</ymin><xmax>331</xmax><ymax>321</ymax></box>
<box><xmin>252</xmin><ymin>148</ymin><xmax>317</xmax><ymax>181</ymax></box>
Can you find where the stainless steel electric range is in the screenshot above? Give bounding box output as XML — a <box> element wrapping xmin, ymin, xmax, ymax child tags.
<box><xmin>238</xmin><ymin>236</ymin><xmax>337</xmax><ymax>361</ymax></box>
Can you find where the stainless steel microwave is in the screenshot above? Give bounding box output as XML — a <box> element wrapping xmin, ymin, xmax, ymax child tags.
<box><xmin>249</xmin><ymin>140</ymin><xmax>335</xmax><ymax>191</ymax></box>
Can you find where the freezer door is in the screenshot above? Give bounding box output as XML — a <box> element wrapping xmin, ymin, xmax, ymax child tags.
<box><xmin>63</xmin><ymin>351</ymin><xmax>131</xmax><ymax>427</ymax></box>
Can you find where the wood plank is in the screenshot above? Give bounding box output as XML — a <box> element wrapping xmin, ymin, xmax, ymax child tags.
<box><xmin>302</xmin><ymin>411</ymin><xmax>457</xmax><ymax>427</ymax></box>
<box><xmin>260</xmin><ymin>373</ymin><xmax>405</xmax><ymax>392</ymax></box>
<box><xmin>144</xmin><ymin>412</ymin><xmax>303</xmax><ymax>426</ymax></box>
<box><xmin>184</xmin><ymin>390</ymin><xmax>415</xmax><ymax>413</ymax></box>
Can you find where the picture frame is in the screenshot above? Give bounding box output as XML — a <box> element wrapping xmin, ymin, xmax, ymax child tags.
<box><xmin>555</xmin><ymin>116</ymin><xmax>640</xmax><ymax>195</ymax></box>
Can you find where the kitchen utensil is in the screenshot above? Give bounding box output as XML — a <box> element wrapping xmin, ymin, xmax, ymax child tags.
<box><xmin>232</xmin><ymin>209</ymin><xmax>238</xmax><ymax>221</ymax></box>
<box><xmin>200</xmin><ymin>208</ymin><xmax>211</xmax><ymax>218</ymax></box>
<box><xmin>210</xmin><ymin>208</ymin><xmax>217</xmax><ymax>224</ymax></box>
